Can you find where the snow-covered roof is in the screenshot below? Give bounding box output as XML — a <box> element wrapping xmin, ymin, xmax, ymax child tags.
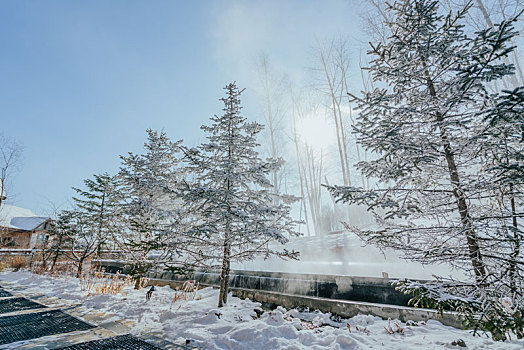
<box><xmin>0</xmin><ymin>204</ymin><xmax>49</xmax><ymax>231</ymax></box>
<box><xmin>10</xmin><ymin>216</ymin><xmax>49</xmax><ymax>231</ymax></box>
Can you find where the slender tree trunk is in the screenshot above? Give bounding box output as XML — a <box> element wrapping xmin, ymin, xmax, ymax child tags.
<box><xmin>218</xmin><ymin>229</ymin><xmax>231</xmax><ymax>307</ymax></box>
<box><xmin>259</xmin><ymin>55</ymin><xmax>282</xmax><ymax>202</ymax></box>
<box><xmin>335</xmin><ymin>69</ymin><xmax>352</xmax><ymax>185</ymax></box>
<box><xmin>346</xmin><ymin>98</ymin><xmax>365</xmax><ymax>188</ymax></box>
<box><xmin>439</xmin><ymin>122</ymin><xmax>486</xmax><ymax>279</ymax></box>
<box><xmin>508</xmin><ymin>183</ymin><xmax>520</xmax><ymax>290</ymax></box>
<box><xmin>41</xmin><ymin>246</ymin><xmax>48</xmax><ymax>272</ymax></box>
<box><xmin>426</xmin><ymin>73</ymin><xmax>487</xmax><ymax>280</ymax></box>
<box><xmin>295</xmin><ymin>142</ymin><xmax>310</xmax><ymax>235</ymax></box>
<box><xmin>305</xmin><ymin>146</ymin><xmax>323</xmax><ymax>234</ymax></box>
<box><xmin>0</xmin><ymin>179</ymin><xmax>4</xmax><ymax>207</ymax></box>
<box><xmin>219</xmin><ymin>113</ymin><xmax>234</xmax><ymax>307</ymax></box>
<box><xmin>291</xmin><ymin>97</ymin><xmax>311</xmax><ymax>236</ymax></box>
<box><xmin>96</xmin><ymin>191</ymin><xmax>106</xmax><ymax>259</ymax></box>
<box><xmin>319</xmin><ymin>49</ymin><xmax>349</xmax><ymax>186</ymax></box>
<box><xmin>50</xmin><ymin>235</ymin><xmax>64</xmax><ymax>272</ymax></box>
<box><xmin>50</xmin><ymin>251</ymin><xmax>59</xmax><ymax>272</ymax></box>
<box><xmin>223</xmin><ymin>245</ymin><xmax>231</xmax><ymax>304</ymax></box>
<box><xmin>76</xmin><ymin>256</ymin><xmax>84</xmax><ymax>278</ymax></box>
<box><xmin>265</xmin><ymin>90</ymin><xmax>279</xmax><ymax>199</ymax></box>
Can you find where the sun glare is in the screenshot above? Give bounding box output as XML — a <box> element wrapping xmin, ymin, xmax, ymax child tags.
<box><xmin>295</xmin><ymin>115</ymin><xmax>335</xmax><ymax>151</ymax></box>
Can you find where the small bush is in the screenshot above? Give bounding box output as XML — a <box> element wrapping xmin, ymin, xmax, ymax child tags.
<box><xmin>395</xmin><ymin>279</ymin><xmax>524</xmax><ymax>341</ymax></box>
<box><xmin>9</xmin><ymin>256</ymin><xmax>27</xmax><ymax>271</ymax></box>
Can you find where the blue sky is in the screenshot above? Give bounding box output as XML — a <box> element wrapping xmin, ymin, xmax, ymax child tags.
<box><xmin>1</xmin><ymin>0</ymin><xmax>364</xmax><ymax>214</ymax></box>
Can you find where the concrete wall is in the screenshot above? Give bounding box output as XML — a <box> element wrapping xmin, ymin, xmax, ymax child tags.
<box><xmin>145</xmin><ymin>271</ymin><xmax>411</xmax><ymax>306</ymax></box>
<box><xmin>101</xmin><ymin>261</ymin><xmax>413</xmax><ymax>307</ymax></box>
<box><xmin>99</xmin><ymin>261</ymin><xmax>463</xmax><ymax>329</ymax></box>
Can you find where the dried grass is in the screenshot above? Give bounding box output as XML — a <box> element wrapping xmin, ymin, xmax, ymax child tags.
<box><xmin>173</xmin><ymin>280</ymin><xmax>198</xmax><ymax>303</ymax></box>
<box><xmin>31</xmin><ymin>257</ymin><xmax>77</xmax><ymax>276</ymax></box>
<box><xmin>136</xmin><ymin>276</ymin><xmax>150</xmax><ymax>290</ymax></box>
<box><xmin>384</xmin><ymin>318</ymin><xmax>405</xmax><ymax>335</ymax></box>
<box><xmin>31</xmin><ymin>259</ymin><xmax>132</xmax><ymax>296</ymax></box>
<box><xmin>0</xmin><ymin>256</ymin><xmax>29</xmax><ymax>271</ymax></box>
<box><xmin>79</xmin><ymin>263</ymin><xmax>133</xmax><ymax>296</ymax></box>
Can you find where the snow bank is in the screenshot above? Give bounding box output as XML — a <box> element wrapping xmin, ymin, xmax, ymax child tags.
<box><xmin>1</xmin><ymin>271</ymin><xmax>522</xmax><ymax>349</ymax></box>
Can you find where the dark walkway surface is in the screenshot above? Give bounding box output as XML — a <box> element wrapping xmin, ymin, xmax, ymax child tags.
<box><xmin>0</xmin><ymin>288</ymin><xmax>12</xmax><ymax>298</ymax></box>
<box><xmin>0</xmin><ymin>296</ymin><xmax>46</xmax><ymax>314</ymax></box>
<box><xmin>0</xmin><ymin>309</ymin><xmax>95</xmax><ymax>345</ymax></box>
<box><xmin>58</xmin><ymin>334</ymin><xmax>163</xmax><ymax>350</ymax></box>
<box><xmin>0</xmin><ymin>283</ymin><xmax>191</xmax><ymax>349</ymax></box>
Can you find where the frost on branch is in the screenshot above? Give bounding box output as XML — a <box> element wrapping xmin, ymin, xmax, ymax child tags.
<box><xmin>181</xmin><ymin>83</ymin><xmax>301</xmax><ymax>307</ymax></box>
<box><xmin>326</xmin><ymin>0</ymin><xmax>524</xmax><ymax>339</ymax></box>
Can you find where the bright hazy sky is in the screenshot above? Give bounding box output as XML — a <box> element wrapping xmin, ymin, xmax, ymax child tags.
<box><xmin>1</xmin><ymin>0</ymin><xmax>366</xmax><ymax>214</ymax></box>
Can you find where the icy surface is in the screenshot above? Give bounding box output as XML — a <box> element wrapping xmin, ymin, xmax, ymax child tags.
<box><xmin>1</xmin><ymin>271</ymin><xmax>522</xmax><ymax>349</ymax></box>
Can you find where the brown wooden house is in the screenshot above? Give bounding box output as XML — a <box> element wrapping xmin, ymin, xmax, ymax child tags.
<box><xmin>0</xmin><ymin>204</ymin><xmax>52</xmax><ymax>249</ymax></box>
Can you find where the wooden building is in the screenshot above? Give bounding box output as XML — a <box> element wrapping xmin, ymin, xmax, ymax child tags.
<box><xmin>0</xmin><ymin>204</ymin><xmax>52</xmax><ymax>249</ymax></box>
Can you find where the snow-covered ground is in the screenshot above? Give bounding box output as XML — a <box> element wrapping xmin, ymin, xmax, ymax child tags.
<box><xmin>1</xmin><ymin>270</ymin><xmax>522</xmax><ymax>349</ymax></box>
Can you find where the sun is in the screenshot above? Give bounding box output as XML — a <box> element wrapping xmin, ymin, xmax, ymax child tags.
<box><xmin>294</xmin><ymin>114</ymin><xmax>335</xmax><ymax>151</ymax></box>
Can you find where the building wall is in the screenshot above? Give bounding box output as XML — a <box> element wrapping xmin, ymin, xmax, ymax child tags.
<box><xmin>30</xmin><ymin>230</ymin><xmax>50</xmax><ymax>249</ymax></box>
<box><xmin>0</xmin><ymin>228</ymin><xmax>32</xmax><ymax>249</ymax></box>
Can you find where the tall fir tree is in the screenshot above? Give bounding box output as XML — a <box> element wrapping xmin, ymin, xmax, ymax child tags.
<box><xmin>118</xmin><ymin>129</ymin><xmax>185</xmax><ymax>288</ymax></box>
<box><xmin>57</xmin><ymin>208</ymin><xmax>99</xmax><ymax>278</ymax></box>
<box><xmin>326</xmin><ymin>0</ymin><xmax>523</xmax><ymax>338</ymax></box>
<box><xmin>479</xmin><ymin>87</ymin><xmax>524</xmax><ymax>291</ymax></box>
<box><xmin>72</xmin><ymin>172</ymin><xmax>119</xmax><ymax>257</ymax></box>
<box><xmin>183</xmin><ymin>83</ymin><xmax>300</xmax><ymax>307</ymax></box>
<box><xmin>57</xmin><ymin>172</ymin><xmax>119</xmax><ymax>277</ymax></box>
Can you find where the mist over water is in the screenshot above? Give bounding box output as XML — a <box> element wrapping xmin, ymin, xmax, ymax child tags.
<box><xmin>233</xmin><ymin>231</ymin><xmax>465</xmax><ymax>280</ymax></box>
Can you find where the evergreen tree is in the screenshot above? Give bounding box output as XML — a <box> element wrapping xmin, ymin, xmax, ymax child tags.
<box><xmin>72</xmin><ymin>172</ymin><xmax>119</xmax><ymax>258</ymax></box>
<box><xmin>118</xmin><ymin>129</ymin><xmax>185</xmax><ymax>288</ymax></box>
<box><xmin>58</xmin><ymin>209</ymin><xmax>99</xmax><ymax>278</ymax></box>
<box><xmin>183</xmin><ymin>83</ymin><xmax>300</xmax><ymax>307</ymax></box>
<box><xmin>326</xmin><ymin>0</ymin><xmax>523</xmax><ymax>338</ymax></box>
<box><xmin>56</xmin><ymin>172</ymin><xmax>119</xmax><ymax>277</ymax></box>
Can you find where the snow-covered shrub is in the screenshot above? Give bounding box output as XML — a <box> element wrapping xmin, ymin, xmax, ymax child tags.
<box><xmin>396</xmin><ymin>278</ymin><xmax>524</xmax><ymax>340</ymax></box>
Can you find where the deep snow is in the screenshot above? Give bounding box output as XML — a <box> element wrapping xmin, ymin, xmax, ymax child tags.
<box><xmin>0</xmin><ymin>271</ymin><xmax>522</xmax><ymax>349</ymax></box>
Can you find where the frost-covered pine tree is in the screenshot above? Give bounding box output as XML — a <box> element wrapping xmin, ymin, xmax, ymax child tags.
<box><xmin>72</xmin><ymin>172</ymin><xmax>119</xmax><ymax>257</ymax></box>
<box><xmin>58</xmin><ymin>172</ymin><xmax>119</xmax><ymax>277</ymax></box>
<box><xmin>326</xmin><ymin>0</ymin><xmax>523</xmax><ymax>338</ymax></box>
<box><xmin>57</xmin><ymin>209</ymin><xmax>99</xmax><ymax>278</ymax></box>
<box><xmin>479</xmin><ymin>87</ymin><xmax>524</xmax><ymax>291</ymax></box>
<box><xmin>183</xmin><ymin>83</ymin><xmax>300</xmax><ymax>307</ymax></box>
<box><xmin>118</xmin><ymin>129</ymin><xmax>185</xmax><ymax>288</ymax></box>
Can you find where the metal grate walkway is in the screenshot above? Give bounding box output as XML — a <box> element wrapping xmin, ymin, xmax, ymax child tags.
<box><xmin>0</xmin><ymin>296</ymin><xmax>46</xmax><ymax>314</ymax></box>
<box><xmin>58</xmin><ymin>334</ymin><xmax>163</xmax><ymax>350</ymax></box>
<box><xmin>0</xmin><ymin>288</ymin><xmax>12</xmax><ymax>297</ymax></box>
<box><xmin>0</xmin><ymin>309</ymin><xmax>96</xmax><ymax>345</ymax></box>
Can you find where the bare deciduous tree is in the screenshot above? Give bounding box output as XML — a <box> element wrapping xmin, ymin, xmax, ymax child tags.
<box><xmin>255</xmin><ymin>54</ymin><xmax>290</xmax><ymax>199</ymax></box>
<box><xmin>0</xmin><ymin>134</ymin><xmax>23</xmax><ymax>207</ymax></box>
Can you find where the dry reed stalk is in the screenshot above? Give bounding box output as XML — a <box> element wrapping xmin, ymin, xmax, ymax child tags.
<box><xmin>79</xmin><ymin>262</ymin><xmax>133</xmax><ymax>296</ymax></box>
<box><xmin>172</xmin><ymin>280</ymin><xmax>199</xmax><ymax>303</ymax></box>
